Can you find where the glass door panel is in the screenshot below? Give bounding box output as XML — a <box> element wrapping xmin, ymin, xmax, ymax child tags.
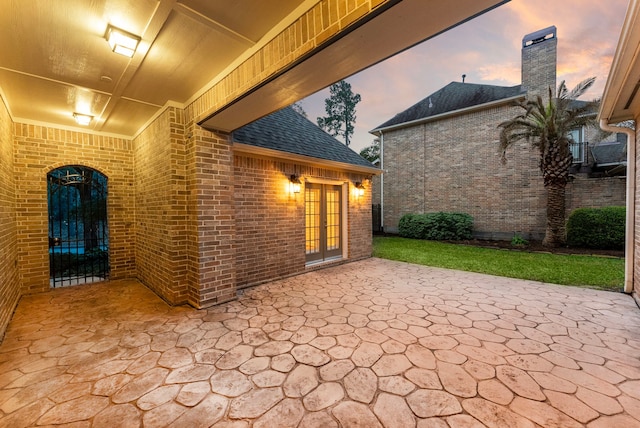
<box><xmin>305</xmin><ymin>183</ymin><xmax>342</xmax><ymax>263</ymax></box>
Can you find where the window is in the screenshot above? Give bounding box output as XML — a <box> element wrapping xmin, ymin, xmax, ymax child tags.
<box><xmin>568</xmin><ymin>128</ymin><xmax>585</xmax><ymax>163</ymax></box>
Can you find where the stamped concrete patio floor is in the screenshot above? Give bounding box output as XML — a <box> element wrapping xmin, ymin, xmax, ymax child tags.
<box><xmin>2</xmin><ymin>259</ymin><xmax>640</xmax><ymax>427</ymax></box>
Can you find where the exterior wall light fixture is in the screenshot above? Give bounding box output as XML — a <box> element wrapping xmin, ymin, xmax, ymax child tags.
<box><xmin>289</xmin><ymin>174</ymin><xmax>301</xmax><ymax>194</ymax></box>
<box><xmin>355</xmin><ymin>181</ymin><xmax>365</xmax><ymax>197</ymax></box>
<box><xmin>105</xmin><ymin>25</ymin><xmax>140</xmax><ymax>57</ymax></box>
<box><xmin>73</xmin><ymin>112</ymin><xmax>93</xmax><ymax>126</ymax></box>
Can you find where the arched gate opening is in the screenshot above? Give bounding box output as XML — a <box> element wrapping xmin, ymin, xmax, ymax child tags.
<box><xmin>47</xmin><ymin>165</ymin><xmax>109</xmax><ymax>287</ymax></box>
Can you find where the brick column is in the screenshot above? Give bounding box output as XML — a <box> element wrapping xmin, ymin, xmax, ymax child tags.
<box><xmin>185</xmin><ymin>124</ymin><xmax>236</xmax><ymax>308</ymax></box>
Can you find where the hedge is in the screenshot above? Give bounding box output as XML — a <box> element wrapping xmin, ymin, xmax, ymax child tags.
<box><xmin>566</xmin><ymin>206</ymin><xmax>625</xmax><ymax>250</ymax></box>
<box><xmin>398</xmin><ymin>212</ymin><xmax>473</xmax><ymax>240</ymax></box>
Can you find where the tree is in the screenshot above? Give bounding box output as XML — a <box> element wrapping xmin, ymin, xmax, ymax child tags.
<box><xmin>317</xmin><ymin>80</ymin><xmax>361</xmax><ymax>147</ymax></box>
<box><xmin>359</xmin><ymin>138</ymin><xmax>380</xmax><ymax>163</ymax></box>
<box><xmin>498</xmin><ymin>77</ymin><xmax>599</xmax><ymax>247</ymax></box>
<box><xmin>291</xmin><ymin>102</ymin><xmax>307</xmax><ymax>118</ymax></box>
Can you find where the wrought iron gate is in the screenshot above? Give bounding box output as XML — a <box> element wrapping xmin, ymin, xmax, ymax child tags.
<box><xmin>48</xmin><ymin>166</ymin><xmax>109</xmax><ymax>287</ymax></box>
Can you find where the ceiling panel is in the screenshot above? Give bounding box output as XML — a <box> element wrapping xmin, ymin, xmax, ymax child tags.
<box><xmin>0</xmin><ymin>0</ymin><xmax>156</xmax><ymax>89</ymax></box>
<box><xmin>123</xmin><ymin>9</ymin><xmax>249</xmax><ymax>105</ymax></box>
<box><xmin>100</xmin><ymin>98</ymin><xmax>162</xmax><ymax>136</ymax></box>
<box><xmin>0</xmin><ymin>69</ymin><xmax>110</xmax><ymax>129</ymax></box>
<box><xmin>178</xmin><ymin>0</ymin><xmax>306</xmax><ymax>42</ymax></box>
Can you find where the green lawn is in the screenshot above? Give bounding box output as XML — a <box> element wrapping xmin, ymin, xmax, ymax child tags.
<box><xmin>373</xmin><ymin>236</ymin><xmax>624</xmax><ymax>291</ymax></box>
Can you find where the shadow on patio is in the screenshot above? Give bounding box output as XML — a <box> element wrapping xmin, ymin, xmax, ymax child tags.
<box><xmin>1</xmin><ymin>258</ymin><xmax>640</xmax><ymax>427</ymax></box>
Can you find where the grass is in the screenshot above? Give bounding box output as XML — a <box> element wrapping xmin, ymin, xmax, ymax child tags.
<box><xmin>373</xmin><ymin>236</ymin><xmax>624</xmax><ymax>291</ymax></box>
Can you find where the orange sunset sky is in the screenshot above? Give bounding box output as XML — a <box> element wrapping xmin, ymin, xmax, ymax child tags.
<box><xmin>301</xmin><ymin>0</ymin><xmax>630</xmax><ymax>152</ymax></box>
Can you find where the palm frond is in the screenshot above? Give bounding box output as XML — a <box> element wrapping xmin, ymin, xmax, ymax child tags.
<box><xmin>498</xmin><ymin>76</ymin><xmax>599</xmax><ymax>174</ymax></box>
<box><xmin>566</xmin><ymin>77</ymin><xmax>596</xmax><ymax>100</ymax></box>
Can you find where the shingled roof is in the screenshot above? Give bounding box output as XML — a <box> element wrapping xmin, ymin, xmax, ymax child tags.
<box><xmin>233</xmin><ymin>107</ymin><xmax>376</xmax><ymax>170</ymax></box>
<box><xmin>373</xmin><ymin>82</ymin><xmax>525</xmax><ymax>131</ymax></box>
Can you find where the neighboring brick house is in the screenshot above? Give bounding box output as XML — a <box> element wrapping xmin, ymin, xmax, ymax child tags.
<box><xmin>371</xmin><ymin>26</ymin><xmax>626</xmax><ymax>240</ymax></box>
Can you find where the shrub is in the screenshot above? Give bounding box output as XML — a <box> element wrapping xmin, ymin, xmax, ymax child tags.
<box><xmin>511</xmin><ymin>234</ymin><xmax>529</xmax><ymax>247</ymax></box>
<box><xmin>566</xmin><ymin>206</ymin><xmax>625</xmax><ymax>250</ymax></box>
<box><xmin>398</xmin><ymin>212</ymin><xmax>473</xmax><ymax>240</ymax></box>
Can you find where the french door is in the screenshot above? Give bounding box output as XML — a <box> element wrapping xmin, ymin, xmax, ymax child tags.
<box><xmin>305</xmin><ymin>183</ymin><xmax>342</xmax><ymax>263</ymax></box>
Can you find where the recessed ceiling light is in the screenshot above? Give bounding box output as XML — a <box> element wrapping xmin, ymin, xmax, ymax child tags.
<box><xmin>105</xmin><ymin>25</ymin><xmax>140</xmax><ymax>58</ymax></box>
<box><xmin>73</xmin><ymin>113</ymin><xmax>93</xmax><ymax>126</ymax></box>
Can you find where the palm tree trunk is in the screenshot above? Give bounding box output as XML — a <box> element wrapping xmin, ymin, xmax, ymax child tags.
<box><xmin>542</xmin><ymin>183</ymin><xmax>566</xmax><ymax>247</ymax></box>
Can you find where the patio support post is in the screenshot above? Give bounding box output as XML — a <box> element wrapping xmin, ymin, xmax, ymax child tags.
<box><xmin>600</xmin><ymin>119</ymin><xmax>636</xmax><ymax>294</ymax></box>
<box><xmin>185</xmin><ymin>124</ymin><xmax>237</xmax><ymax>308</ymax></box>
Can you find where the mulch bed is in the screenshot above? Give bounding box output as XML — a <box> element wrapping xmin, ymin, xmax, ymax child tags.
<box><xmin>447</xmin><ymin>239</ymin><xmax>624</xmax><ymax>258</ymax></box>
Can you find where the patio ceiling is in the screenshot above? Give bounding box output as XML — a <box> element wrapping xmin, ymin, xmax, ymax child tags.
<box><xmin>0</xmin><ymin>0</ymin><xmax>508</xmax><ymax>137</ymax></box>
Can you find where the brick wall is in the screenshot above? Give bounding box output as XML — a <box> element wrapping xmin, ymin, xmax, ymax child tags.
<box><xmin>234</xmin><ymin>152</ymin><xmax>371</xmax><ymax>288</ymax></box>
<box><xmin>234</xmin><ymin>156</ymin><xmax>305</xmax><ymax>288</ymax></box>
<box><xmin>383</xmin><ymin>104</ymin><xmax>548</xmax><ymax>240</ymax></box>
<box><xmin>566</xmin><ymin>176</ymin><xmax>626</xmax><ymax>211</ymax></box>
<box><xmin>134</xmin><ymin>107</ymin><xmax>189</xmax><ymax>305</ymax></box>
<box><xmin>0</xmin><ymin>96</ymin><xmax>19</xmax><ymax>339</ymax></box>
<box><xmin>13</xmin><ymin>125</ymin><xmax>135</xmax><ymax>294</ymax></box>
<box><xmin>371</xmin><ymin>172</ymin><xmax>381</xmax><ymax>206</ymax></box>
<box><xmin>348</xmin><ymin>174</ymin><xmax>373</xmax><ymax>259</ymax></box>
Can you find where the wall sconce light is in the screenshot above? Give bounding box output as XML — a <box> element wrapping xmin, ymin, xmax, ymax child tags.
<box><xmin>73</xmin><ymin>112</ymin><xmax>93</xmax><ymax>126</ymax></box>
<box><xmin>289</xmin><ymin>174</ymin><xmax>301</xmax><ymax>194</ymax></box>
<box><xmin>355</xmin><ymin>182</ymin><xmax>365</xmax><ymax>197</ymax></box>
<box><xmin>105</xmin><ymin>25</ymin><xmax>140</xmax><ymax>57</ymax></box>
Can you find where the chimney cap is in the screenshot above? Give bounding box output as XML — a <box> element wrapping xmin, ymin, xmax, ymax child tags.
<box><xmin>522</xmin><ymin>25</ymin><xmax>557</xmax><ymax>48</ymax></box>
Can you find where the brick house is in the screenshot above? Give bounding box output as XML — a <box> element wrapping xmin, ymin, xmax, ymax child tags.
<box><xmin>231</xmin><ymin>107</ymin><xmax>378</xmax><ymax>289</ymax></box>
<box><xmin>371</xmin><ymin>26</ymin><xmax>626</xmax><ymax>240</ymax></box>
<box><xmin>4</xmin><ymin>0</ymin><xmax>506</xmax><ymax>339</ymax></box>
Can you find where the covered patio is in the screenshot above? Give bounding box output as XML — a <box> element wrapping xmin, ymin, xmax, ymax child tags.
<box><xmin>1</xmin><ymin>259</ymin><xmax>640</xmax><ymax>427</ymax></box>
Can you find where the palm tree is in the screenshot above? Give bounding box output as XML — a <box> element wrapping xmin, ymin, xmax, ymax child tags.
<box><xmin>498</xmin><ymin>78</ymin><xmax>599</xmax><ymax>247</ymax></box>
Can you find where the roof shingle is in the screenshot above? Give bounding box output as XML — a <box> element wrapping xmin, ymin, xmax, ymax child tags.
<box><xmin>373</xmin><ymin>82</ymin><xmax>524</xmax><ymax>131</ymax></box>
<box><xmin>233</xmin><ymin>107</ymin><xmax>375</xmax><ymax>169</ymax></box>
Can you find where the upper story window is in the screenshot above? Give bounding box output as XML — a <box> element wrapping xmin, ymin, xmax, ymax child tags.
<box><xmin>568</xmin><ymin>127</ymin><xmax>585</xmax><ymax>163</ymax></box>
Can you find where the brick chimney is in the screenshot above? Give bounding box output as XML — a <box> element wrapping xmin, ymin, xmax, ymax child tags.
<box><xmin>521</xmin><ymin>26</ymin><xmax>557</xmax><ymax>99</ymax></box>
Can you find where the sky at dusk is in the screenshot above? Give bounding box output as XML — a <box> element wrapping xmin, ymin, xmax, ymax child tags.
<box><xmin>298</xmin><ymin>0</ymin><xmax>630</xmax><ymax>153</ymax></box>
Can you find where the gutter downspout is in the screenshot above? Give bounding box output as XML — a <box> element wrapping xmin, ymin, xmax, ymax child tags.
<box><xmin>600</xmin><ymin>119</ymin><xmax>635</xmax><ymax>293</ymax></box>
<box><xmin>380</xmin><ymin>130</ymin><xmax>384</xmax><ymax>233</ymax></box>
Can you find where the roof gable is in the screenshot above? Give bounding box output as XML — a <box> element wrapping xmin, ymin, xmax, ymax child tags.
<box><xmin>232</xmin><ymin>107</ymin><xmax>375</xmax><ymax>169</ymax></box>
<box><xmin>374</xmin><ymin>81</ymin><xmax>524</xmax><ymax>131</ymax></box>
